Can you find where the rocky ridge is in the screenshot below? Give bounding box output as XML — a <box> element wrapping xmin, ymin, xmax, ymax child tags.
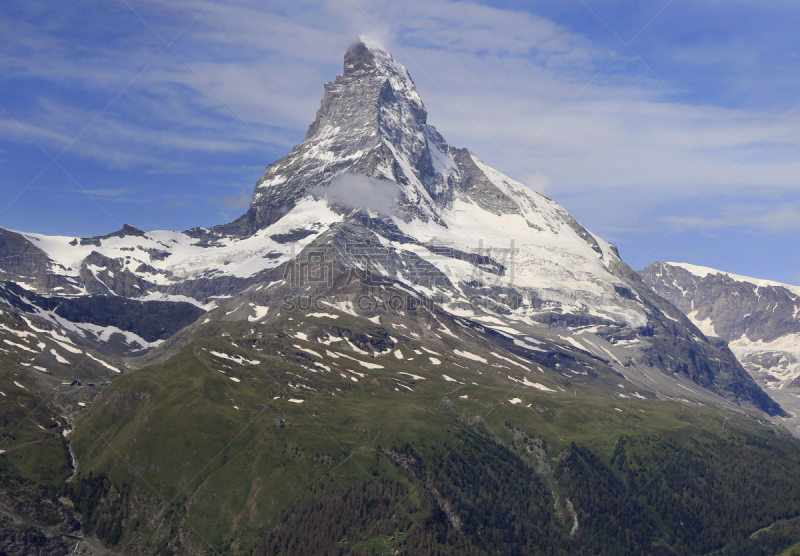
<box><xmin>641</xmin><ymin>261</ymin><xmax>800</xmax><ymax>389</ymax></box>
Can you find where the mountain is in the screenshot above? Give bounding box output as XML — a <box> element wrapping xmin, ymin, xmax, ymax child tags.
<box><xmin>641</xmin><ymin>261</ymin><xmax>800</xmax><ymax>390</ymax></box>
<box><xmin>0</xmin><ymin>41</ymin><xmax>783</xmax><ymax>417</ymax></box>
<box><xmin>4</xmin><ymin>39</ymin><xmax>800</xmax><ymax>555</ymax></box>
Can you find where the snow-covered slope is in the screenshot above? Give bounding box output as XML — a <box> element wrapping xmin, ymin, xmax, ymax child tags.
<box><xmin>10</xmin><ymin>199</ymin><xmax>343</xmax><ymax>298</ymax></box>
<box><xmin>0</xmin><ymin>40</ymin><xmax>784</xmax><ymax>416</ymax></box>
<box><xmin>0</xmin><ymin>281</ymin><xmax>205</xmax><ymax>357</ymax></box>
<box><xmin>641</xmin><ymin>262</ymin><xmax>800</xmax><ymax>389</ymax></box>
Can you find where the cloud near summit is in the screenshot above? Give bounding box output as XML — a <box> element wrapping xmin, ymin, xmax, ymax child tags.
<box><xmin>311</xmin><ymin>173</ymin><xmax>400</xmax><ymax>215</ymax></box>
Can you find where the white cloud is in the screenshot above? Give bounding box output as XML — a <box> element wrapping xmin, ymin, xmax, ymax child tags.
<box><xmin>311</xmin><ymin>173</ymin><xmax>400</xmax><ymax>215</ymax></box>
<box><xmin>659</xmin><ymin>205</ymin><xmax>800</xmax><ymax>233</ymax></box>
<box><xmin>80</xmin><ymin>187</ymin><xmax>133</xmax><ymax>198</ymax></box>
<box><xmin>224</xmin><ymin>189</ymin><xmax>251</xmax><ymax>209</ymax></box>
<box><xmin>519</xmin><ymin>172</ymin><xmax>552</xmax><ymax>194</ymax></box>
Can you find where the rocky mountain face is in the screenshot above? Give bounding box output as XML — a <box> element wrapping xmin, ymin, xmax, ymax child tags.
<box><xmin>0</xmin><ymin>281</ymin><xmax>204</xmax><ymax>357</ymax></box>
<box><xmin>641</xmin><ymin>261</ymin><xmax>800</xmax><ymax>389</ymax></box>
<box><xmin>0</xmin><ymin>41</ymin><xmax>785</xmax><ymax>416</ymax></box>
<box><xmin>223</xmin><ymin>40</ymin><xmax>443</xmax><ymax>233</ymax></box>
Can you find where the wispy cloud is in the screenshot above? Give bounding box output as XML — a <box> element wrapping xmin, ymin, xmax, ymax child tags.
<box><xmin>224</xmin><ymin>189</ymin><xmax>251</xmax><ymax>209</ymax></box>
<box><xmin>79</xmin><ymin>187</ymin><xmax>133</xmax><ymax>199</ymax></box>
<box><xmin>659</xmin><ymin>206</ymin><xmax>800</xmax><ymax>233</ymax></box>
<box><xmin>311</xmin><ymin>173</ymin><xmax>400</xmax><ymax>215</ymax></box>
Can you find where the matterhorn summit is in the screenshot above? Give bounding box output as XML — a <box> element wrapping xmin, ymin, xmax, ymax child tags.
<box><xmin>0</xmin><ymin>40</ymin><xmax>785</xmax><ymax>416</ymax></box>
<box><xmin>231</xmin><ymin>39</ymin><xmax>499</xmax><ymax>231</ymax></box>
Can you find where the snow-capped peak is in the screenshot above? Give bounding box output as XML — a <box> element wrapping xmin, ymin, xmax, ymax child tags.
<box><xmin>342</xmin><ymin>39</ymin><xmax>424</xmax><ymax>109</ymax></box>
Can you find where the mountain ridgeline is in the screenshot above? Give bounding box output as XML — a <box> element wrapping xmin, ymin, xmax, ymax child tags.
<box><xmin>0</xmin><ymin>40</ymin><xmax>799</xmax><ymax>555</ymax></box>
<box><xmin>641</xmin><ymin>262</ymin><xmax>800</xmax><ymax>390</ymax></box>
<box><xmin>0</xmin><ymin>41</ymin><xmax>782</xmax><ymax>416</ymax></box>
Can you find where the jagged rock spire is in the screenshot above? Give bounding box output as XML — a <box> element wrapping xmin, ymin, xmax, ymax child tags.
<box><xmin>224</xmin><ymin>40</ymin><xmax>448</xmax><ymax>234</ymax></box>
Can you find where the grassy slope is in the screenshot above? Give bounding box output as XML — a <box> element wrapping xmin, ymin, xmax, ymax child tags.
<box><xmin>0</xmin><ymin>312</ymin><xmax>80</xmax><ymax>550</ymax></box>
<box><xmin>0</xmin><ymin>332</ymin><xmax>72</xmax><ymax>487</ymax></box>
<box><xmin>65</xmin><ymin>315</ymin><xmax>800</xmax><ymax>555</ymax></box>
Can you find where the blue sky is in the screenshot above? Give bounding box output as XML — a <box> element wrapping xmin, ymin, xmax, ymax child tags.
<box><xmin>2</xmin><ymin>0</ymin><xmax>799</xmax><ymax>283</ymax></box>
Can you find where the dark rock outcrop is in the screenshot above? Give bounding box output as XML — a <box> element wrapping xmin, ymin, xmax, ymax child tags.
<box><xmin>0</xmin><ymin>227</ymin><xmax>54</xmax><ymax>279</ymax></box>
<box><xmin>0</xmin><ymin>281</ymin><xmax>205</xmax><ymax>343</ymax></box>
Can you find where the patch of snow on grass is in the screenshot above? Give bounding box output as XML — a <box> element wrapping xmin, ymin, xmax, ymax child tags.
<box><xmin>333</xmin><ymin>351</ymin><xmax>383</xmax><ymax>369</ymax></box>
<box><xmin>306</xmin><ymin>312</ymin><xmax>339</xmax><ymax>319</ymax></box>
<box><xmin>357</xmin><ymin>360</ymin><xmax>383</xmax><ymax>370</ymax></box>
<box><xmin>50</xmin><ymin>349</ymin><xmax>69</xmax><ymax>364</ymax></box>
<box><xmin>85</xmin><ymin>352</ymin><xmax>121</xmax><ymax>373</ymax></box>
<box><xmin>523</xmin><ymin>337</ymin><xmax>544</xmax><ymax>345</ymax></box>
<box><xmin>507</xmin><ymin>375</ymin><xmax>555</xmax><ymax>391</ymax></box>
<box><xmin>0</xmin><ymin>323</ymin><xmax>36</xmax><ymax>339</ymax></box>
<box><xmin>509</xmin><ymin>398</ymin><xmax>522</xmax><ymax>405</ymax></box>
<box><xmin>453</xmin><ymin>350</ymin><xmax>487</xmax><ymax>363</ymax></box>
<box><xmin>209</xmin><ymin>351</ymin><xmax>260</xmax><ymax>365</ymax></box>
<box><xmin>53</xmin><ymin>340</ymin><xmax>82</xmax><ymax>354</ymax></box>
<box><xmin>429</xmin><ymin>357</ymin><xmax>441</xmax><ymax>365</ymax></box>
<box><xmin>248</xmin><ymin>306</ymin><xmax>269</xmax><ymax>322</ymax></box>
<box><xmin>4</xmin><ymin>339</ymin><xmax>36</xmax><ymax>353</ymax></box>
<box><xmin>293</xmin><ymin>345</ymin><xmax>322</xmax><ymax>358</ymax></box>
<box><xmin>320</xmin><ymin>299</ymin><xmax>359</xmax><ymax>317</ymax></box>
<box><xmin>344</xmin><ymin>339</ymin><xmax>369</xmax><ymax>355</ymax></box>
<box><xmin>490</xmin><ymin>352</ymin><xmax>529</xmax><ymax>370</ymax></box>
<box><xmin>514</xmin><ymin>339</ymin><xmax>546</xmax><ymax>352</ymax></box>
